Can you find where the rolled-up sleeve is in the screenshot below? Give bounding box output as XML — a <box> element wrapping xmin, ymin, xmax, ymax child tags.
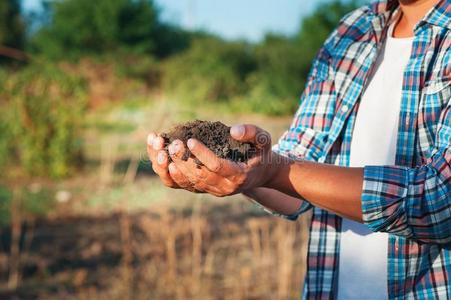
<box><xmin>248</xmin><ymin>195</ymin><xmax>312</xmax><ymax>221</ymax></box>
<box><xmin>361</xmin><ymin>100</ymin><xmax>451</xmax><ymax>244</ymax></box>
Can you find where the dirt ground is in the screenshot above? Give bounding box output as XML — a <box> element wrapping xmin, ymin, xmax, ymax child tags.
<box><xmin>0</xmin><ymin>203</ymin><xmax>310</xmax><ymax>300</ymax></box>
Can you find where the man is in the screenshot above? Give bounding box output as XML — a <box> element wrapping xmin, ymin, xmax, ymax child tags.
<box><xmin>147</xmin><ymin>0</ymin><xmax>450</xmax><ymax>298</ymax></box>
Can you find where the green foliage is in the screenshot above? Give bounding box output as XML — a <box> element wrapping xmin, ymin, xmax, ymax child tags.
<box><xmin>0</xmin><ymin>186</ymin><xmax>12</xmax><ymax>227</ymax></box>
<box><xmin>0</xmin><ymin>63</ymin><xmax>87</xmax><ymax>178</ymax></box>
<box><xmin>153</xmin><ymin>24</ymin><xmax>191</xmax><ymax>59</ymax></box>
<box><xmin>0</xmin><ymin>68</ymin><xmax>14</xmax><ymax>169</ymax></box>
<box><xmin>20</xmin><ymin>187</ymin><xmax>55</xmax><ymax>217</ymax></box>
<box><xmin>0</xmin><ymin>0</ymin><xmax>25</xmax><ymax>64</ymax></box>
<box><xmin>163</xmin><ymin>37</ymin><xmax>257</xmax><ymax>103</ymax></box>
<box><xmin>241</xmin><ymin>34</ymin><xmax>306</xmax><ymax>115</ymax></box>
<box><xmin>0</xmin><ymin>185</ymin><xmax>56</xmax><ymax>227</ymax></box>
<box><xmin>0</xmin><ymin>0</ymin><xmax>24</xmax><ymax>49</ymax></box>
<box><xmin>30</xmin><ymin>0</ymin><xmax>177</xmax><ymax>59</ymax></box>
<box><xmin>162</xmin><ymin>1</ymin><xmax>361</xmax><ymax>115</ymax></box>
<box><xmin>295</xmin><ymin>0</ymin><xmax>361</xmax><ymax>74</ymax></box>
<box><xmin>115</xmin><ymin>55</ymin><xmax>161</xmax><ymax>86</ymax></box>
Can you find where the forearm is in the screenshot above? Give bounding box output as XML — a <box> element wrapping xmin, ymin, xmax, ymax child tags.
<box><xmin>265</xmin><ymin>154</ymin><xmax>364</xmax><ymax>222</ymax></box>
<box><xmin>243</xmin><ymin>187</ymin><xmax>306</xmax><ymax>216</ymax></box>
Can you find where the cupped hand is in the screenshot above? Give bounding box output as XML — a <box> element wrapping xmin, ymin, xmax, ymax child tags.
<box><xmin>166</xmin><ymin>124</ymin><xmax>275</xmax><ymax>197</ymax></box>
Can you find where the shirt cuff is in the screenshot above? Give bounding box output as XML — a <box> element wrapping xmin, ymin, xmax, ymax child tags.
<box><xmin>249</xmin><ymin>197</ymin><xmax>311</xmax><ymax>221</ymax></box>
<box><xmin>361</xmin><ymin>165</ymin><xmax>409</xmax><ymax>232</ymax></box>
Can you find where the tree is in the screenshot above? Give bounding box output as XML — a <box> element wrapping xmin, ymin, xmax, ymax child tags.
<box><xmin>0</xmin><ymin>0</ymin><xmax>25</xmax><ymax>62</ymax></box>
<box><xmin>30</xmin><ymin>0</ymin><xmax>185</xmax><ymax>59</ymax></box>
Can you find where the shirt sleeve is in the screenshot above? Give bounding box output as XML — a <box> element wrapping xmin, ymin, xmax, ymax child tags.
<box><xmin>361</xmin><ymin>99</ymin><xmax>451</xmax><ymax>244</ymax></box>
<box><xmin>247</xmin><ymin>193</ymin><xmax>312</xmax><ymax>221</ymax></box>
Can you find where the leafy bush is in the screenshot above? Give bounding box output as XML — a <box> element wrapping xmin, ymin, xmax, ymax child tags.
<box><xmin>163</xmin><ymin>37</ymin><xmax>256</xmax><ymax>103</ymax></box>
<box><xmin>239</xmin><ymin>34</ymin><xmax>306</xmax><ymax>115</ymax></box>
<box><xmin>0</xmin><ymin>63</ymin><xmax>87</xmax><ymax>178</ymax></box>
<box><xmin>115</xmin><ymin>54</ymin><xmax>161</xmax><ymax>86</ymax></box>
<box><xmin>0</xmin><ymin>186</ymin><xmax>12</xmax><ymax>227</ymax></box>
<box><xmin>0</xmin><ymin>185</ymin><xmax>56</xmax><ymax>228</ymax></box>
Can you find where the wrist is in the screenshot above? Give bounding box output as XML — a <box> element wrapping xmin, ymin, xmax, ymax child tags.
<box><xmin>262</xmin><ymin>151</ymin><xmax>292</xmax><ymax>189</ymax></box>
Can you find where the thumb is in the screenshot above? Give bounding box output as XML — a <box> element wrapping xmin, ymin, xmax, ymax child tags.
<box><xmin>230</xmin><ymin>124</ymin><xmax>271</xmax><ymax>150</ymax></box>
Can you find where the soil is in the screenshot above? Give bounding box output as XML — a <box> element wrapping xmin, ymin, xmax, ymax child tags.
<box><xmin>161</xmin><ymin>120</ymin><xmax>256</xmax><ymax>163</ymax></box>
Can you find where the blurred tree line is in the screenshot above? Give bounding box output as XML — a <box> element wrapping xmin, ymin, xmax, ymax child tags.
<box><xmin>0</xmin><ymin>0</ymin><xmax>361</xmax><ymax>179</ymax></box>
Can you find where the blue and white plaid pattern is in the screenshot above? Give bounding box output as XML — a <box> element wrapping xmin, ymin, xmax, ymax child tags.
<box><xmin>260</xmin><ymin>0</ymin><xmax>451</xmax><ymax>299</ymax></box>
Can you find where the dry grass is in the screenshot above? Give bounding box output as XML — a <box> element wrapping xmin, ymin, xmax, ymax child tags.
<box><xmin>0</xmin><ymin>201</ymin><xmax>310</xmax><ymax>300</ymax></box>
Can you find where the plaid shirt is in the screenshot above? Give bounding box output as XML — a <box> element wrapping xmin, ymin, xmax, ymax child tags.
<box><xmin>258</xmin><ymin>0</ymin><xmax>451</xmax><ymax>299</ymax></box>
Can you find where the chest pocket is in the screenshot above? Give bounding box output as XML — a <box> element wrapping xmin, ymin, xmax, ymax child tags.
<box><xmin>417</xmin><ymin>76</ymin><xmax>450</xmax><ymax>160</ymax></box>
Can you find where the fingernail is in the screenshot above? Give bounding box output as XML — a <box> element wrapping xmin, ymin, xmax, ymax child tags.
<box><xmin>168</xmin><ymin>163</ymin><xmax>176</xmax><ymax>173</ymax></box>
<box><xmin>231</xmin><ymin>125</ymin><xmax>245</xmax><ymax>138</ymax></box>
<box><xmin>147</xmin><ymin>134</ymin><xmax>154</xmax><ymax>145</ymax></box>
<box><xmin>173</xmin><ymin>141</ymin><xmax>181</xmax><ymax>153</ymax></box>
<box><xmin>157</xmin><ymin>151</ymin><xmax>165</xmax><ymax>164</ymax></box>
<box><xmin>168</xmin><ymin>144</ymin><xmax>175</xmax><ymax>155</ymax></box>
<box><xmin>169</xmin><ymin>141</ymin><xmax>180</xmax><ymax>155</ymax></box>
<box><xmin>187</xmin><ymin>139</ymin><xmax>195</xmax><ymax>150</ymax></box>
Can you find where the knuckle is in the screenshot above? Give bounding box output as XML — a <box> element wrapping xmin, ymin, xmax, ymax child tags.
<box><xmin>193</xmin><ymin>182</ymin><xmax>206</xmax><ymax>191</ymax></box>
<box><xmin>195</xmin><ymin>168</ymin><xmax>208</xmax><ymax>180</ymax></box>
<box><xmin>173</xmin><ymin>176</ymin><xmax>190</xmax><ymax>188</ymax></box>
<box><xmin>151</xmin><ymin>163</ymin><xmax>160</xmax><ymax>174</ymax></box>
<box><xmin>210</xmin><ymin>160</ymin><xmax>222</xmax><ymax>173</ymax></box>
<box><xmin>213</xmin><ymin>191</ymin><xmax>226</xmax><ymax>198</ymax></box>
<box><xmin>190</xmin><ymin>176</ymin><xmax>199</xmax><ymax>185</ymax></box>
<box><xmin>224</xmin><ymin>187</ymin><xmax>236</xmax><ymax>195</ymax></box>
<box><xmin>163</xmin><ymin>180</ymin><xmax>176</xmax><ymax>188</ymax></box>
<box><xmin>146</xmin><ymin>145</ymin><xmax>154</xmax><ymax>156</ymax></box>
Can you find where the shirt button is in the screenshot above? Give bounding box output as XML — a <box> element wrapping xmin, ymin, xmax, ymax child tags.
<box><xmin>341</xmin><ymin>105</ymin><xmax>349</xmax><ymax>113</ymax></box>
<box><xmin>405</xmin><ymin>116</ymin><xmax>410</xmax><ymax>126</ymax></box>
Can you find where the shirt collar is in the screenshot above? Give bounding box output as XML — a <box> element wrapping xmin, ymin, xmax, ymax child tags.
<box><xmin>369</xmin><ymin>0</ymin><xmax>451</xmax><ymax>30</ymax></box>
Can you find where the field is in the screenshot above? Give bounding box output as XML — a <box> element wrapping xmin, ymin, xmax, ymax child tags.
<box><xmin>0</xmin><ymin>199</ymin><xmax>310</xmax><ymax>299</ymax></box>
<box><xmin>0</xmin><ymin>94</ymin><xmax>311</xmax><ymax>300</ymax></box>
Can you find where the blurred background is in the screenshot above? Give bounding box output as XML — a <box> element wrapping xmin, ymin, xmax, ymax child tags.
<box><xmin>0</xmin><ymin>0</ymin><xmax>364</xmax><ymax>299</ymax></box>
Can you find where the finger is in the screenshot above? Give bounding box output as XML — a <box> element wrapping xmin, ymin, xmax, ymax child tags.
<box><xmin>169</xmin><ymin>140</ymin><xmax>199</xmax><ymax>181</ymax></box>
<box><xmin>176</xmin><ymin>159</ymin><xmax>237</xmax><ymax>195</ymax></box>
<box><xmin>168</xmin><ymin>162</ymin><xmax>192</xmax><ymax>189</ymax></box>
<box><xmin>168</xmin><ymin>162</ymin><xmax>206</xmax><ymax>193</ymax></box>
<box><xmin>192</xmin><ymin>164</ymin><xmax>230</xmax><ymax>186</ymax></box>
<box><xmin>147</xmin><ymin>133</ymin><xmax>157</xmax><ymax>148</ymax></box>
<box><xmin>152</xmin><ymin>136</ymin><xmax>165</xmax><ymax>151</ymax></box>
<box><xmin>198</xmin><ymin>181</ymin><xmax>234</xmax><ymax>197</ymax></box>
<box><xmin>152</xmin><ymin>150</ymin><xmax>178</xmax><ymax>188</ymax></box>
<box><xmin>168</xmin><ymin>140</ymin><xmax>222</xmax><ymax>187</ymax></box>
<box><xmin>187</xmin><ymin>139</ymin><xmax>241</xmax><ymax>175</ymax></box>
<box><xmin>230</xmin><ymin>124</ymin><xmax>271</xmax><ymax>149</ymax></box>
<box><xmin>147</xmin><ymin>133</ymin><xmax>158</xmax><ymax>158</ymax></box>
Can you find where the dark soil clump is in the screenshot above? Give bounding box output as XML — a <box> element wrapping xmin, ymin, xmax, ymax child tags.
<box><xmin>161</xmin><ymin>120</ymin><xmax>256</xmax><ymax>162</ymax></box>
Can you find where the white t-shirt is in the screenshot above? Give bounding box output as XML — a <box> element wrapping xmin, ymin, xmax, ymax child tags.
<box><xmin>337</xmin><ymin>22</ymin><xmax>414</xmax><ymax>299</ymax></box>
